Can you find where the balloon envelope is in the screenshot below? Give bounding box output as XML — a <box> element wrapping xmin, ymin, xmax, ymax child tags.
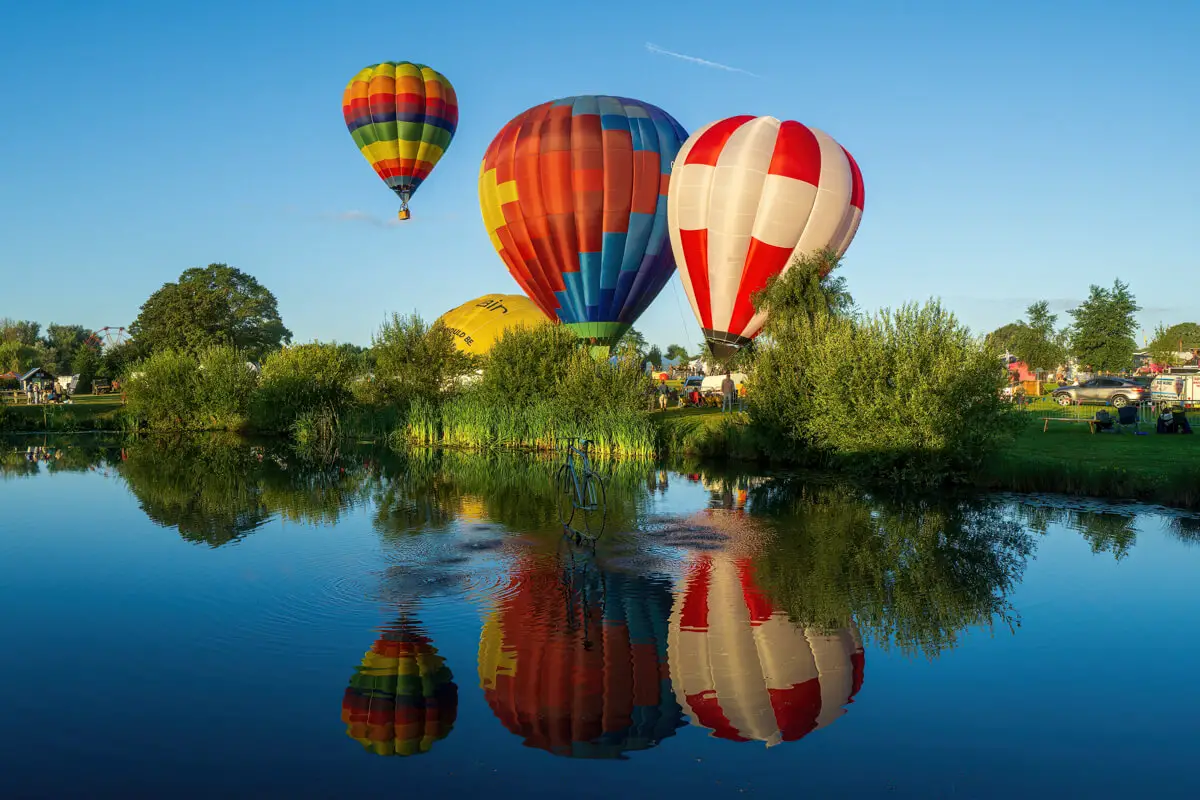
<box><xmin>436</xmin><ymin>293</ymin><xmax>550</xmax><ymax>356</ymax></box>
<box><xmin>667</xmin><ymin>116</ymin><xmax>864</xmax><ymax>356</ymax></box>
<box><xmin>343</xmin><ymin>62</ymin><xmax>458</xmax><ymax>217</ymax></box>
<box><xmin>478</xmin><ymin>555</ymin><xmax>684</xmax><ymax>758</ymax></box>
<box><xmin>668</xmin><ymin>553</ymin><xmax>864</xmax><ymax>746</ymax></box>
<box><xmin>479</xmin><ymin>96</ymin><xmax>688</xmax><ymax>346</ymax></box>
<box><xmin>341</xmin><ymin>620</ymin><xmax>458</xmax><ymax>756</ymax></box>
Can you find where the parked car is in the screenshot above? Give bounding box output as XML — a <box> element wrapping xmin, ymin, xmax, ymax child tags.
<box><xmin>1051</xmin><ymin>377</ymin><xmax>1148</xmax><ymax>407</ymax></box>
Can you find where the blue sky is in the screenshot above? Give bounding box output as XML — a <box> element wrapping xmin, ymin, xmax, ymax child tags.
<box><xmin>1</xmin><ymin>0</ymin><xmax>1196</xmax><ymax>350</ymax></box>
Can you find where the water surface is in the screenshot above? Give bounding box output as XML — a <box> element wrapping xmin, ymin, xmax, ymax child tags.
<box><xmin>2</xmin><ymin>437</ymin><xmax>1198</xmax><ymax>798</ymax></box>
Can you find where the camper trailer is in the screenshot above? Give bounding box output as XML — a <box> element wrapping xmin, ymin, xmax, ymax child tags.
<box><xmin>1151</xmin><ymin>369</ymin><xmax>1200</xmax><ymax>409</ymax></box>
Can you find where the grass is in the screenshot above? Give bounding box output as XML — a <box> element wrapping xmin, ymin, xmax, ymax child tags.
<box><xmin>0</xmin><ymin>394</ymin><xmax>126</xmax><ymax>432</ymax></box>
<box><xmin>980</xmin><ymin>411</ymin><xmax>1200</xmax><ymax>508</ymax></box>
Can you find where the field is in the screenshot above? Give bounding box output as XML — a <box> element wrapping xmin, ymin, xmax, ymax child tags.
<box><xmin>0</xmin><ymin>394</ymin><xmax>125</xmax><ymax>432</ymax></box>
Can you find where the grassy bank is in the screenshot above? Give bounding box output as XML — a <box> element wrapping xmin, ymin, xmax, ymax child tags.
<box><xmin>0</xmin><ymin>395</ymin><xmax>126</xmax><ymax>432</ymax></box>
<box><xmin>655</xmin><ymin>405</ymin><xmax>1200</xmax><ymax>509</ymax></box>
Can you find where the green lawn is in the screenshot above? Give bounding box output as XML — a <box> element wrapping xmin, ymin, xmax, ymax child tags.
<box><xmin>0</xmin><ymin>394</ymin><xmax>125</xmax><ymax>432</ymax></box>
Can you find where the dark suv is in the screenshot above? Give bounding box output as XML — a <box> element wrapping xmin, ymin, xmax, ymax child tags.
<box><xmin>1051</xmin><ymin>377</ymin><xmax>1148</xmax><ymax>407</ymax></box>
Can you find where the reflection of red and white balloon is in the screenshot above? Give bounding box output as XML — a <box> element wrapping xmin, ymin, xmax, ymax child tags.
<box><xmin>667</xmin><ymin>554</ymin><xmax>864</xmax><ymax>746</ymax></box>
<box><xmin>667</xmin><ymin>116</ymin><xmax>865</xmax><ymax>356</ymax></box>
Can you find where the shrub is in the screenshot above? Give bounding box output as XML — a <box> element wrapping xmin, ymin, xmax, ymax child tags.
<box><xmin>122</xmin><ymin>349</ymin><xmax>200</xmax><ymax>429</ymax></box>
<box><xmin>751</xmin><ymin>299</ymin><xmax>1018</xmax><ymax>486</ymax></box>
<box><xmin>371</xmin><ymin>312</ymin><xmax>474</xmax><ymax>409</ymax></box>
<box><xmin>195</xmin><ymin>345</ymin><xmax>258</xmax><ymax>429</ymax></box>
<box><xmin>252</xmin><ymin>343</ymin><xmax>356</xmax><ymax>434</ymax></box>
<box><xmin>475</xmin><ymin>324</ymin><xmax>578</xmax><ymax>408</ymax></box>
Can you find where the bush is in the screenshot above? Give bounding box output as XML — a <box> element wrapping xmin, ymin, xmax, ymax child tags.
<box><xmin>369</xmin><ymin>312</ymin><xmax>474</xmax><ymax>409</ymax></box>
<box><xmin>475</xmin><ymin>323</ymin><xmax>578</xmax><ymax>408</ymax></box>
<box><xmin>195</xmin><ymin>345</ymin><xmax>258</xmax><ymax>429</ymax></box>
<box><xmin>252</xmin><ymin>343</ymin><xmax>356</xmax><ymax>434</ymax></box>
<box><xmin>751</xmin><ymin>300</ymin><xmax>1018</xmax><ymax>486</ymax></box>
<box><xmin>123</xmin><ymin>349</ymin><xmax>200</xmax><ymax>429</ymax></box>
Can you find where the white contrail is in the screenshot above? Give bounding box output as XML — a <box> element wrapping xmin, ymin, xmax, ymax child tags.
<box><xmin>645</xmin><ymin>42</ymin><xmax>761</xmax><ymax>78</ymax></box>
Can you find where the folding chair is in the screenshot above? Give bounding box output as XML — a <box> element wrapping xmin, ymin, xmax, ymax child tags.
<box><xmin>1115</xmin><ymin>405</ymin><xmax>1139</xmax><ymax>433</ymax></box>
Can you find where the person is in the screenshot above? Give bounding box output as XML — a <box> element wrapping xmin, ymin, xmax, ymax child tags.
<box><xmin>657</xmin><ymin>379</ymin><xmax>669</xmax><ymax>410</ymax></box>
<box><xmin>738</xmin><ymin>381</ymin><xmax>748</xmax><ymax>411</ymax></box>
<box><xmin>721</xmin><ymin>372</ymin><xmax>735</xmax><ymax>413</ymax></box>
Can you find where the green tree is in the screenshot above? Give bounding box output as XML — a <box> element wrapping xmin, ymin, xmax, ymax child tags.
<box><xmin>644</xmin><ymin>345</ymin><xmax>663</xmax><ymax>370</ymax></box>
<box><xmin>102</xmin><ymin>339</ymin><xmax>147</xmax><ymax>379</ymax></box>
<box><xmin>615</xmin><ymin>328</ymin><xmax>648</xmax><ymax>358</ymax></box>
<box><xmin>664</xmin><ymin>344</ymin><xmax>689</xmax><ymax>363</ymax></box>
<box><xmin>0</xmin><ymin>341</ymin><xmax>40</xmax><ymax>373</ymax></box>
<box><xmin>751</xmin><ymin>248</ymin><xmax>855</xmax><ymax>332</ymax></box>
<box><xmin>371</xmin><ymin>312</ymin><xmax>473</xmax><ymax>406</ymax></box>
<box><xmin>71</xmin><ymin>341</ymin><xmax>104</xmax><ymax>394</ymax></box>
<box><xmin>1068</xmin><ymin>280</ymin><xmax>1140</xmax><ymax>372</ymax></box>
<box><xmin>1148</xmin><ymin>322</ymin><xmax>1200</xmax><ymax>367</ymax></box>
<box><xmin>45</xmin><ymin>324</ymin><xmax>94</xmax><ymax>375</ymax></box>
<box><xmin>1009</xmin><ymin>301</ymin><xmax>1067</xmax><ymax>373</ymax></box>
<box><xmin>0</xmin><ymin>319</ymin><xmax>42</xmax><ymax>346</ymax></box>
<box><xmin>984</xmin><ymin>322</ymin><xmax>1025</xmax><ymax>355</ymax></box>
<box><xmin>130</xmin><ymin>264</ymin><xmax>292</xmax><ymax>361</ymax></box>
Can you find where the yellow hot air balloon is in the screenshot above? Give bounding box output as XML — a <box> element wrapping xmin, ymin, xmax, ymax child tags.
<box><xmin>436</xmin><ymin>294</ymin><xmax>549</xmax><ymax>356</ymax></box>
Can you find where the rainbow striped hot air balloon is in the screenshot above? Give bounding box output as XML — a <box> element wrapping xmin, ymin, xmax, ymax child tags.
<box><xmin>341</xmin><ymin>619</ymin><xmax>458</xmax><ymax>756</ymax></box>
<box><xmin>342</xmin><ymin>62</ymin><xmax>458</xmax><ymax>220</ymax></box>
<box><xmin>479</xmin><ymin>96</ymin><xmax>688</xmax><ymax>347</ymax></box>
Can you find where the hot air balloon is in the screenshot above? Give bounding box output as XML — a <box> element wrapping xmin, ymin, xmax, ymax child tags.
<box><xmin>667</xmin><ymin>553</ymin><xmax>864</xmax><ymax>746</ymax></box>
<box><xmin>667</xmin><ymin>116</ymin><xmax>865</xmax><ymax>356</ymax></box>
<box><xmin>479</xmin><ymin>96</ymin><xmax>688</xmax><ymax>347</ymax></box>
<box><xmin>342</xmin><ymin>62</ymin><xmax>458</xmax><ymax>221</ymax></box>
<box><xmin>436</xmin><ymin>293</ymin><xmax>550</xmax><ymax>356</ymax></box>
<box><xmin>341</xmin><ymin>618</ymin><xmax>458</xmax><ymax>756</ymax></box>
<box><xmin>478</xmin><ymin>554</ymin><xmax>684</xmax><ymax>758</ymax></box>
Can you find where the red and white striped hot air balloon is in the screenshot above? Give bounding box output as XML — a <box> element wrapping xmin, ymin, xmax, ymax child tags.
<box><xmin>667</xmin><ymin>116</ymin><xmax>865</xmax><ymax>356</ymax></box>
<box><xmin>667</xmin><ymin>553</ymin><xmax>864</xmax><ymax>746</ymax></box>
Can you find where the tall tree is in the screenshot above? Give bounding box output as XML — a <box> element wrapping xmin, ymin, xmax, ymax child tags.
<box><xmin>984</xmin><ymin>322</ymin><xmax>1025</xmax><ymax>355</ymax></box>
<box><xmin>1148</xmin><ymin>322</ymin><xmax>1200</xmax><ymax>366</ymax></box>
<box><xmin>1010</xmin><ymin>301</ymin><xmax>1067</xmax><ymax>372</ymax></box>
<box><xmin>0</xmin><ymin>319</ymin><xmax>42</xmax><ymax>346</ymax></box>
<box><xmin>45</xmin><ymin>324</ymin><xmax>94</xmax><ymax>375</ymax></box>
<box><xmin>1068</xmin><ymin>280</ymin><xmax>1141</xmax><ymax>372</ymax></box>
<box><xmin>751</xmin><ymin>249</ymin><xmax>855</xmax><ymax>332</ymax></box>
<box><xmin>615</xmin><ymin>328</ymin><xmax>648</xmax><ymax>358</ymax></box>
<box><xmin>664</xmin><ymin>344</ymin><xmax>690</xmax><ymax>362</ymax></box>
<box><xmin>644</xmin><ymin>345</ymin><xmax>663</xmax><ymax>370</ymax></box>
<box><xmin>130</xmin><ymin>264</ymin><xmax>292</xmax><ymax>361</ymax></box>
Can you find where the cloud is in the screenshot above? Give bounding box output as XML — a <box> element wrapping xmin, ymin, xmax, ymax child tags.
<box><xmin>645</xmin><ymin>42</ymin><xmax>761</xmax><ymax>78</ymax></box>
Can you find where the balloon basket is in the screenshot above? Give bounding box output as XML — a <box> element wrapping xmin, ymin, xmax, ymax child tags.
<box><xmin>397</xmin><ymin>208</ymin><xmax>411</xmax><ymax>221</ymax></box>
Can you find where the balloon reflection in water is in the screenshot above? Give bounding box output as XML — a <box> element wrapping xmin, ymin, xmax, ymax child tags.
<box><xmin>668</xmin><ymin>553</ymin><xmax>864</xmax><ymax>746</ymax></box>
<box><xmin>341</xmin><ymin>618</ymin><xmax>458</xmax><ymax>756</ymax></box>
<box><xmin>478</xmin><ymin>553</ymin><xmax>684</xmax><ymax>758</ymax></box>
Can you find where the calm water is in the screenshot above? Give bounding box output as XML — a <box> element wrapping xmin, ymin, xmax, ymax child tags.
<box><xmin>2</xmin><ymin>436</ymin><xmax>1199</xmax><ymax>798</ymax></box>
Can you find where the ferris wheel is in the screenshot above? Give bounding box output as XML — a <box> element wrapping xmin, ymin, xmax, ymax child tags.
<box><xmin>85</xmin><ymin>326</ymin><xmax>130</xmax><ymax>349</ymax></box>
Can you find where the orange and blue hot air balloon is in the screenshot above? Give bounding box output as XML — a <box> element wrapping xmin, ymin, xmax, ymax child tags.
<box><xmin>342</xmin><ymin>62</ymin><xmax>458</xmax><ymax>221</ymax></box>
<box><xmin>479</xmin><ymin>96</ymin><xmax>688</xmax><ymax>346</ymax></box>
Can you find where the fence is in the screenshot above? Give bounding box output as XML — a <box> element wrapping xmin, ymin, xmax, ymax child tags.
<box><xmin>1013</xmin><ymin>395</ymin><xmax>1169</xmax><ymax>425</ymax></box>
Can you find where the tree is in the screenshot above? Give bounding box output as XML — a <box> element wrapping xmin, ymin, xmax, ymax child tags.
<box><xmin>1148</xmin><ymin>322</ymin><xmax>1200</xmax><ymax>367</ymax></box>
<box><xmin>130</xmin><ymin>264</ymin><xmax>292</xmax><ymax>361</ymax></box>
<box><xmin>750</xmin><ymin>249</ymin><xmax>855</xmax><ymax>332</ymax></box>
<box><xmin>644</xmin><ymin>345</ymin><xmax>663</xmax><ymax>370</ymax></box>
<box><xmin>1009</xmin><ymin>301</ymin><xmax>1067</xmax><ymax>373</ymax></box>
<box><xmin>664</xmin><ymin>344</ymin><xmax>690</xmax><ymax>363</ymax></box>
<box><xmin>1068</xmin><ymin>280</ymin><xmax>1141</xmax><ymax>372</ymax></box>
<box><xmin>0</xmin><ymin>319</ymin><xmax>42</xmax><ymax>346</ymax></box>
<box><xmin>983</xmin><ymin>322</ymin><xmax>1025</xmax><ymax>355</ymax></box>
<box><xmin>615</xmin><ymin>328</ymin><xmax>647</xmax><ymax>358</ymax></box>
<box><xmin>71</xmin><ymin>342</ymin><xmax>104</xmax><ymax>393</ymax></box>
<box><xmin>371</xmin><ymin>312</ymin><xmax>473</xmax><ymax>406</ymax></box>
<box><xmin>0</xmin><ymin>340</ymin><xmax>40</xmax><ymax>373</ymax></box>
<box><xmin>45</xmin><ymin>324</ymin><xmax>94</xmax><ymax>375</ymax></box>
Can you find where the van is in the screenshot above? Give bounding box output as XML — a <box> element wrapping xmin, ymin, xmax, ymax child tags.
<box><xmin>682</xmin><ymin>373</ymin><xmax>748</xmax><ymax>395</ymax></box>
<box><xmin>1151</xmin><ymin>372</ymin><xmax>1200</xmax><ymax>409</ymax></box>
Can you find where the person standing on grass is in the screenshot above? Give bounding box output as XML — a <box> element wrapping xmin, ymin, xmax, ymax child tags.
<box><xmin>721</xmin><ymin>372</ymin><xmax>735</xmax><ymax>413</ymax></box>
<box><xmin>657</xmin><ymin>379</ymin><xmax>669</xmax><ymax>410</ymax></box>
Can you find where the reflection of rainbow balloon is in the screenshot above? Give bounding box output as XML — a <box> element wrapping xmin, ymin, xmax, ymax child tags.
<box><xmin>341</xmin><ymin>620</ymin><xmax>458</xmax><ymax>756</ymax></box>
<box><xmin>478</xmin><ymin>557</ymin><xmax>684</xmax><ymax>758</ymax></box>
<box><xmin>668</xmin><ymin>554</ymin><xmax>864</xmax><ymax>746</ymax></box>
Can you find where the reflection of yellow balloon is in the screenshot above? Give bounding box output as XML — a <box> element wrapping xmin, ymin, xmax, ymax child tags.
<box><xmin>436</xmin><ymin>294</ymin><xmax>549</xmax><ymax>356</ymax></box>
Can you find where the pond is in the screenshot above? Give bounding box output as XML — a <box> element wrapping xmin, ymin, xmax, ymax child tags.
<box><xmin>2</xmin><ymin>436</ymin><xmax>1199</xmax><ymax>798</ymax></box>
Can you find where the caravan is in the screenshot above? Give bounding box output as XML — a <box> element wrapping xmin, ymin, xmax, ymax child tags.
<box><xmin>1151</xmin><ymin>369</ymin><xmax>1200</xmax><ymax>409</ymax></box>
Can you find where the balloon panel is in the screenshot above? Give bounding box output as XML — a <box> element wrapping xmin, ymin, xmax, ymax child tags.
<box><xmin>436</xmin><ymin>293</ymin><xmax>550</xmax><ymax>355</ymax></box>
<box><xmin>343</xmin><ymin>62</ymin><xmax>458</xmax><ymax>203</ymax></box>
<box><xmin>667</xmin><ymin>116</ymin><xmax>864</xmax><ymax>351</ymax></box>
<box><xmin>479</xmin><ymin>96</ymin><xmax>688</xmax><ymax>345</ymax></box>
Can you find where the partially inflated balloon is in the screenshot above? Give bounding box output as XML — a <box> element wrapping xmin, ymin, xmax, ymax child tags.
<box><xmin>667</xmin><ymin>116</ymin><xmax>864</xmax><ymax>356</ymax></box>
<box><xmin>343</xmin><ymin>62</ymin><xmax>458</xmax><ymax>220</ymax></box>
<box><xmin>479</xmin><ymin>96</ymin><xmax>688</xmax><ymax>346</ymax></box>
<box><xmin>436</xmin><ymin>294</ymin><xmax>550</xmax><ymax>356</ymax></box>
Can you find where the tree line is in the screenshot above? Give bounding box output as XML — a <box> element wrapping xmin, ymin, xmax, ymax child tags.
<box><xmin>984</xmin><ymin>281</ymin><xmax>1198</xmax><ymax>374</ymax></box>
